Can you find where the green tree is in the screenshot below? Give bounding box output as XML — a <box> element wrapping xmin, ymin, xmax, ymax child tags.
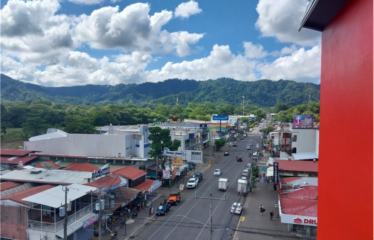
<box><xmin>64</xmin><ymin>122</ymin><xmax>96</xmax><ymax>134</ymax></box>
<box><xmin>241</xmin><ymin>117</ymin><xmax>249</xmax><ymax>124</ymax></box>
<box><xmin>214</xmin><ymin>139</ymin><xmax>226</xmax><ymax>151</ymax></box>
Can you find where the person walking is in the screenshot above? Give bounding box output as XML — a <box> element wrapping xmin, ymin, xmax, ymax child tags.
<box><xmin>270</xmin><ymin>211</ymin><xmax>274</xmax><ymax>220</ymax></box>
<box><xmin>259</xmin><ymin>205</ymin><xmax>265</xmax><ymax>215</ymax></box>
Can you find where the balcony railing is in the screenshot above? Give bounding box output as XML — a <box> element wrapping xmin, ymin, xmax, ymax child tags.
<box><xmin>28</xmin><ymin>204</ymin><xmax>93</xmax><ymax>233</ymax></box>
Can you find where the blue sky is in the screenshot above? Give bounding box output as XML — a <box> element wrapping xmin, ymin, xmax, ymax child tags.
<box><xmin>1</xmin><ymin>0</ymin><xmax>321</xmax><ymax>86</ymax></box>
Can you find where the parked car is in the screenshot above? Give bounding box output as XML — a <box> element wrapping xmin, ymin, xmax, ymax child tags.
<box><xmin>193</xmin><ymin>172</ymin><xmax>203</xmax><ymax>181</ymax></box>
<box><xmin>214</xmin><ymin>169</ymin><xmax>222</xmax><ymax>176</ymax></box>
<box><xmin>188</xmin><ymin>162</ymin><xmax>196</xmax><ymax>169</ymax></box>
<box><xmin>246</xmin><ymin>163</ymin><xmax>252</xmax><ymax>169</ymax></box>
<box><xmin>233</xmin><ymin>142</ymin><xmax>237</xmax><ymax>147</ymax></box>
<box><xmin>241</xmin><ymin>176</ymin><xmax>247</xmax><ymax>180</ymax></box>
<box><xmin>231</xmin><ymin>202</ymin><xmax>242</xmax><ymax>215</ymax></box>
<box><xmin>224</xmin><ymin>151</ymin><xmax>229</xmax><ymax>156</ymax></box>
<box><xmin>187</xmin><ymin>178</ymin><xmax>199</xmax><ymax>188</ymax></box>
<box><xmin>246</xmin><ymin>145</ymin><xmax>251</xmax><ymax>150</ymax></box>
<box><xmin>156</xmin><ymin>203</ymin><xmax>171</xmax><ymax>216</ymax></box>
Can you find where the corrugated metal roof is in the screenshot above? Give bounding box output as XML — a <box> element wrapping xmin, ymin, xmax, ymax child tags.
<box><xmin>0</xmin><ymin>155</ymin><xmax>38</xmax><ymax>164</ymax></box>
<box><xmin>275</xmin><ymin>160</ymin><xmax>318</xmax><ymax>173</ymax></box>
<box><xmin>0</xmin><ymin>150</ymin><xmax>34</xmax><ymax>156</ymax></box>
<box><xmin>84</xmin><ymin>174</ymin><xmax>123</xmax><ymax>188</ymax></box>
<box><xmin>0</xmin><ymin>182</ymin><xmax>21</xmax><ymax>191</ymax></box>
<box><xmin>280</xmin><ymin>186</ymin><xmax>318</xmax><ymax>217</ymax></box>
<box><xmin>111</xmin><ymin>166</ymin><xmax>146</xmax><ymax>180</ymax></box>
<box><xmin>63</xmin><ymin>162</ymin><xmax>99</xmax><ymax>172</ymax></box>
<box><xmin>134</xmin><ymin>180</ymin><xmax>154</xmax><ymax>192</ymax></box>
<box><xmin>35</xmin><ymin>160</ymin><xmax>61</xmax><ymax>169</ymax></box>
<box><xmin>22</xmin><ymin>183</ymin><xmax>97</xmax><ymax>208</ymax></box>
<box><xmin>1</xmin><ymin>185</ymin><xmax>55</xmax><ymax>206</ymax></box>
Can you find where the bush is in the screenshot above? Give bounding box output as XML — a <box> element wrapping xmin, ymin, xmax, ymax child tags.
<box><xmin>0</xmin><ymin>128</ymin><xmax>27</xmax><ymax>141</ymax></box>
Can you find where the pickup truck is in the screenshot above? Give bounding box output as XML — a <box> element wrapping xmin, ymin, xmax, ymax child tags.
<box><xmin>168</xmin><ymin>192</ymin><xmax>181</xmax><ymax>205</ymax></box>
<box><xmin>231</xmin><ymin>202</ymin><xmax>242</xmax><ymax>215</ymax></box>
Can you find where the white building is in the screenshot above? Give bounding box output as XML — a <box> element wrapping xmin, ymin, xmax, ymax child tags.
<box><xmin>211</xmin><ymin>114</ymin><xmax>255</xmax><ymax>127</ymax></box>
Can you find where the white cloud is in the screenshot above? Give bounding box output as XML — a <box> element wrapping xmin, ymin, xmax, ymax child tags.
<box><xmin>257</xmin><ymin>45</ymin><xmax>321</xmax><ymax>83</ymax></box>
<box><xmin>174</xmin><ymin>0</ymin><xmax>202</xmax><ymax>19</ymax></box>
<box><xmin>68</xmin><ymin>0</ymin><xmax>104</xmax><ymax>4</ymax></box>
<box><xmin>255</xmin><ymin>0</ymin><xmax>321</xmax><ymax>46</ymax></box>
<box><xmin>75</xmin><ymin>3</ymin><xmax>203</xmax><ymax>56</ymax></box>
<box><xmin>243</xmin><ymin>42</ymin><xmax>268</xmax><ymax>59</ymax></box>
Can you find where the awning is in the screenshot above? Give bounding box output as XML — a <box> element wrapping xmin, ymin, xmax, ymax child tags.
<box><xmin>22</xmin><ymin>184</ymin><xmax>97</xmax><ymax>208</ymax></box>
<box><xmin>111</xmin><ymin>187</ymin><xmax>141</xmax><ymax>211</ymax></box>
<box><xmin>292</xmin><ymin>152</ymin><xmax>318</xmax><ymax>160</ymax></box>
<box><xmin>147</xmin><ymin>171</ymin><xmax>158</xmax><ymax>178</ymax></box>
<box><xmin>56</xmin><ymin>213</ymin><xmax>95</xmax><ymax>238</ymax></box>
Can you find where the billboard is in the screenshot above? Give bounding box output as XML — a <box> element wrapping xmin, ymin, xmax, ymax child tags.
<box><xmin>273</xmin><ymin>162</ymin><xmax>279</xmax><ymax>183</ymax></box>
<box><xmin>172</xmin><ymin>157</ymin><xmax>183</xmax><ymax>166</ymax></box>
<box><xmin>293</xmin><ymin>115</ymin><xmax>315</xmax><ymax>127</ymax></box>
<box><xmin>212</xmin><ymin>115</ymin><xmax>229</xmax><ymax>121</ymax></box>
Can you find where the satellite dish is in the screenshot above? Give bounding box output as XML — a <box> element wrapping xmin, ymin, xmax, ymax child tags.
<box><xmin>40</xmin><ymin>162</ymin><xmax>56</xmax><ymax>170</ymax></box>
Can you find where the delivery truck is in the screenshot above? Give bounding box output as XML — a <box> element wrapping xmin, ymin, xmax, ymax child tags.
<box><xmin>237</xmin><ymin>179</ymin><xmax>248</xmax><ymax>195</ymax></box>
<box><xmin>219</xmin><ymin>178</ymin><xmax>229</xmax><ymax>191</ymax></box>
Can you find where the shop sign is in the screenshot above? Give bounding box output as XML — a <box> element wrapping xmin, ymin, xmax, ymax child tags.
<box><xmin>273</xmin><ymin>162</ymin><xmax>279</xmax><ymax>184</ymax></box>
<box><xmin>164</xmin><ymin>151</ymin><xmax>184</xmax><ymax>157</ymax></box>
<box><xmin>92</xmin><ymin>167</ymin><xmax>110</xmax><ymax>180</ymax></box>
<box><xmin>83</xmin><ymin>214</ymin><xmax>98</xmax><ymax>229</ymax></box>
<box><xmin>149</xmin><ymin>180</ymin><xmax>161</xmax><ymax>193</ymax></box>
<box><xmin>163</xmin><ymin>170</ymin><xmax>170</xmax><ymax>179</ymax></box>
<box><xmin>172</xmin><ymin>157</ymin><xmax>183</xmax><ymax>166</ymax></box>
<box><xmin>294</xmin><ymin>217</ymin><xmax>317</xmax><ymax>226</ymax></box>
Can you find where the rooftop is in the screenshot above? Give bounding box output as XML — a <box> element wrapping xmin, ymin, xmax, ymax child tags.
<box><xmin>35</xmin><ymin>161</ymin><xmax>61</xmax><ymax>169</ymax></box>
<box><xmin>28</xmin><ymin>128</ymin><xmax>67</xmax><ymax>142</ymax></box>
<box><xmin>134</xmin><ymin>180</ymin><xmax>154</xmax><ymax>192</ymax></box>
<box><xmin>0</xmin><ymin>150</ymin><xmax>35</xmax><ymax>156</ymax></box>
<box><xmin>84</xmin><ymin>174</ymin><xmax>125</xmax><ymax>189</ymax></box>
<box><xmin>0</xmin><ymin>181</ymin><xmax>22</xmax><ymax>191</ymax></box>
<box><xmin>112</xmin><ymin>187</ymin><xmax>141</xmax><ymax>211</ymax></box>
<box><xmin>63</xmin><ymin>162</ymin><xmax>99</xmax><ymax>172</ymax></box>
<box><xmin>0</xmin><ymin>168</ymin><xmax>93</xmax><ymax>185</ymax></box>
<box><xmin>275</xmin><ymin>160</ymin><xmax>318</xmax><ymax>173</ymax></box>
<box><xmin>280</xmin><ymin>186</ymin><xmax>318</xmax><ymax>217</ymax></box>
<box><xmin>0</xmin><ymin>155</ymin><xmax>38</xmax><ymax>165</ymax></box>
<box><xmin>111</xmin><ymin>166</ymin><xmax>146</xmax><ymax>180</ymax></box>
<box><xmin>1</xmin><ymin>185</ymin><xmax>55</xmax><ymax>206</ymax></box>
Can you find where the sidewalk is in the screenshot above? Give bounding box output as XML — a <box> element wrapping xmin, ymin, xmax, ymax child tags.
<box><xmin>233</xmin><ymin>182</ymin><xmax>299</xmax><ymax>240</ymax></box>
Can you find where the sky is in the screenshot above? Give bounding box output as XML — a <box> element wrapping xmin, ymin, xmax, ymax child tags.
<box><xmin>0</xmin><ymin>0</ymin><xmax>321</xmax><ymax>87</ymax></box>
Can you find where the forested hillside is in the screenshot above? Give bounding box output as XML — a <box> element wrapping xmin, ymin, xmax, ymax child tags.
<box><xmin>0</xmin><ymin>74</ymin><xmax>319</xmax><ymax>107</ymax></box>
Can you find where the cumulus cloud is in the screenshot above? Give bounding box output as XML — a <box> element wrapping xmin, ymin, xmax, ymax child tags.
<box><xmin>243</xmin><ymin>42</ymin><xmax>268</xmax><ymax>59</ymax></box>
<box><xmin>175</xmin><ymin>0</ymin><xmax>202</xmax><ymax>19</ymax></box>
<box><xmin>68</xmin><ymin>0</ymin><xmax>104</xmax><ymax>4</ymax></box>
<box><xmin>75</xmin><ymin>3</ymin><xmax>203</xmax><ymax>56</ymax></box>
<box><xmin>255</xmin><ymin>0</ymin><xmax>321</xmax><ymax>46</ymax></box>
<box><xmin>257</xmin><ymin>45</ymin><xmax>321</xmax><ymax>83</ymax></box>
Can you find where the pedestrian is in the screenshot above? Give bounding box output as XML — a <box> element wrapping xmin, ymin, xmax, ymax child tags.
<box><xmin>270</xmin><ymin>211</ymin><xmax>274</xmax><ymax>220</ymax></box>
<box><xmin>259</xmin><ymin>205</ymin><xmax>265</xmax><ymax>215</ymax></box>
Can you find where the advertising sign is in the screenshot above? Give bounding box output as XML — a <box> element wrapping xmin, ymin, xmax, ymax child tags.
<box><xmin>280</xmin><ymin>214</ymin><xmax>317</xmax><ymax>226</ymax></box>
<box><xmin>164</xmin><ymin>150</ymin><xmax>184</xmax><ymax>157</ymax></box>
<box><xmin>83</xmin><ymin>214</ymin><xmax>98</xmax><ymax>229</ymax></box>
<box><xmin>212</xmin><ymin>115</ymin><xmax>229</xmax><ymax>121</ymax></box>
<box><xmin>149</xmin><ymin>180</ymin><xmax>161</xmax><ymax>193</ymax></box>
<box><xmin>163</xmin><ymin>170</ymin><xmax>170</xmax><ymax>179</ymax></box>
<box><xmin>172</xmin><ymin>157</ymin><xmax>183</xmax><ymax>166</ymax></box>
<box><xmin>293</xmin><ymin>115</ymin><xmax>315</xmax><ymax>127</ymax></box>
<box><xmin>92</xmin><ymin>167</ymin><xmax>110</xmax><ymax>180</ymax></box>
<box><xmin>273</xmin><ymin>162</ymin><xmax>279</xmax><ymax>183</ymax></box>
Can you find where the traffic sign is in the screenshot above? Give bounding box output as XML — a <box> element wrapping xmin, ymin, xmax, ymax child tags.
<box><xmin>212</xmin><ymin>115</ymin><xmax>229</xmax><ymax>121</ymax></box>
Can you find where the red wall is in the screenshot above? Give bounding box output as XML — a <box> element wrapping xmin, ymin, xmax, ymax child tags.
<box><xmin>319</xmin><ymin>0</ymin><xmax>373</xmax><ymax>239</ymax></box>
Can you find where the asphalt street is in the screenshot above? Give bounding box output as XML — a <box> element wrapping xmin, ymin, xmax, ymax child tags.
<box><xmin>131</xmin><ymin>136</ymin><xmax>251</xmax><ymax>240</ymax></box>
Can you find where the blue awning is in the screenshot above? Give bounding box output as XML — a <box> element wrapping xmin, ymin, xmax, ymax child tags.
<box><xmin>147</xmin><ymin>171</ymin><xmax>158</xmax><ymax>177</ymax></box>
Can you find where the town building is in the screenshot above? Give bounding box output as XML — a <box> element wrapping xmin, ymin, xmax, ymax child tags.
<box><xmin>270</xmin><ymin>159</ymin><xmax>318</xmax><ymax>178</ymax></box>
<box><xmin>0</xmin><ymin>149</ymin><xmax>39</xmax><ymax>170</ymax></box>
<box><xmin>300</xmin><ymin>0</ymin><xmax>373</xmax><ymax>238</ymax></box>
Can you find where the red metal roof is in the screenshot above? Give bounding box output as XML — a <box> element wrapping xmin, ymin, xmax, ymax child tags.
<box><xmin>63</xmin><ymin>162</ymin><xmax>99</xmax><ymax>172</ymax></box>
<box><xmin>282</xmin><ymin>177</ymin><xmax>302</xmax><ymax>183</ymax></box>
<box><xmin>0</xmin><ymin>150</ymin><xmax>35</xmax><ymax>156</ymax></box>
<box><xmin>85</xmin><ymin>174</ymin><xmax>122</xmax><ymax>188</ymax></box>
<box><xmin>1</xmin><ymin>185</ymin><xmax>55</xmax><ymax>206</ymax></box>
<box><xmin>35</xmin><ymin>161</ymin><xmax>61</xmax><ymax>169</ymax></box>
<box><xmin>33</xmin><ymin>153</ymin><xmax>88</xmax><ymax>159</ymax></box>
<box><xmin>134</xmin><ymin>180</ymin><xmax>154</xmax><ymax>192</ymax></box>
<box><xmin>0</xmin><ymin>155</ymin><xmax>38</xmax><ymax>164</ymax></box>
<box><xmin>111</xmin><ymin>166</ymin><xmax>146</xmax><ymax>180</ymax></box>
<box><xmin>0</xmin><ymin>182</ymin><xmax>22</xmax><ymax>191</ymax></box>
<box><xmin>280</xmin><ymin>186</ymin><xmax>318</xmax><ymax>217</ymax></box>
<box><xmin>275</xmin><ymin>160</ymin><xmax>318</xmax><ymax>173</ymax></box>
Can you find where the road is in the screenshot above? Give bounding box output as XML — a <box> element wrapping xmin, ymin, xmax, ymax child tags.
<box><xmin>131</xmin><ymin>136</ymin><xmax>251</xmax><ymax>240</ymax></box>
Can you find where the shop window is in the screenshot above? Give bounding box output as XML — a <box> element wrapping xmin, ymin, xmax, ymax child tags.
<box><xmin>292</xmin><ymin>135</ymin><xmax>297</xmax><ymax>142</ymax></box>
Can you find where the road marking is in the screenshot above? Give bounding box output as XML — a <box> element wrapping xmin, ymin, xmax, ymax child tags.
<box><xmin>240</xmin><ymin>216</ymin><xmax>245</xmax><ymax>221</ymax></box>
<box><xmin>232</xmin><ymin>197</ymin><xmax>250</xmax><ymax>240</ymax></box>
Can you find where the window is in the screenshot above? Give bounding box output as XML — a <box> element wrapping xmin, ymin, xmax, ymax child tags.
<box><xmin>192</xmin><ymin>152</ymin><xmax>201</xmax><ymax>155</ymax></box>
<box><xmin>292</xmin><ymin>135</ymin><xmax>297</xmax><ymax>142</ymax></box>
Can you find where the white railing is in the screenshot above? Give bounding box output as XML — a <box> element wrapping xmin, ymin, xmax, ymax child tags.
<box><xmin>28</xmin><ymin>204</ymin><xmax>93</xmax><ymax>232</ymax></box>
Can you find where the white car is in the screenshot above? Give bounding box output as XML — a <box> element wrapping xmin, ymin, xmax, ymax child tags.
<box><xmin>231</xmin><ymin>202</ymin><xmax>242</xmax><ymax>215</ymax></box>
<box><xmin>187</xmin><ymin>178</ymin><xmax>199</xmax><ymax>188</ymax></box>
<box><xmin>214</xmin><ymin>169</ymin><xmax>222</xmax><ymax>176</ymax></box>
<box><xmin>246</xmin><ymin>145</ymin><xmax>251</xmax><ymax>150</ymax></box>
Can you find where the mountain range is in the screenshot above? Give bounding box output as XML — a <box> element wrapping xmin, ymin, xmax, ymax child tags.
<box><xmin>0</xmin><ymin>74</ymin><xmax>320</xmax><ymax>107</ymax></box>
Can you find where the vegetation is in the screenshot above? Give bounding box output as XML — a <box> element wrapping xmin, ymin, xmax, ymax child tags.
<box><xmin>252</xmin><ymin>166</ymin><xmax>259</xmax><ymax>178</ymax></box>
<box><xmin>214</xmin><ymin>139</ymin><xmax>226</xmax><ymax>150</ymax></box>
<box><xmin>260</xmin><ymin>126</ymin><xmax>274</xmax><ymax>133</ymax></box>
<box><xmin>273</xmin><ymin>102</ymin><xmax>320</xmax><ymax>122</ymax></box>
<box><xmin>1</xmin><ymin>74</ymin><xmax>320</xmax><ymax>108</ymax></box>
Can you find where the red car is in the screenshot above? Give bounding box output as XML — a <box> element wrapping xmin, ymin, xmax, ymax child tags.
<box><xmin>236</xmin><ymin>156</ymin><xmax>243</xmax><ymax>162</ymax></box>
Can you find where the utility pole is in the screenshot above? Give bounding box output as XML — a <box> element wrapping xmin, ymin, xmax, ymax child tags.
<box><xmin>63</xmin><ymin>187</ymin><xmax>69</xmax><ymax>240</ymax></box>
<box><xmin>210</xmin><ymin>192</ymin><xmax>212</xmax><ymax>240</ymax></box>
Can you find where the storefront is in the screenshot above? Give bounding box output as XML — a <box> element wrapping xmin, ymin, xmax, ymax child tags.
<box><xmin>279</xmin><ymin>213</ymin><xmax>317</xmax><ymax>238</ymax></box>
